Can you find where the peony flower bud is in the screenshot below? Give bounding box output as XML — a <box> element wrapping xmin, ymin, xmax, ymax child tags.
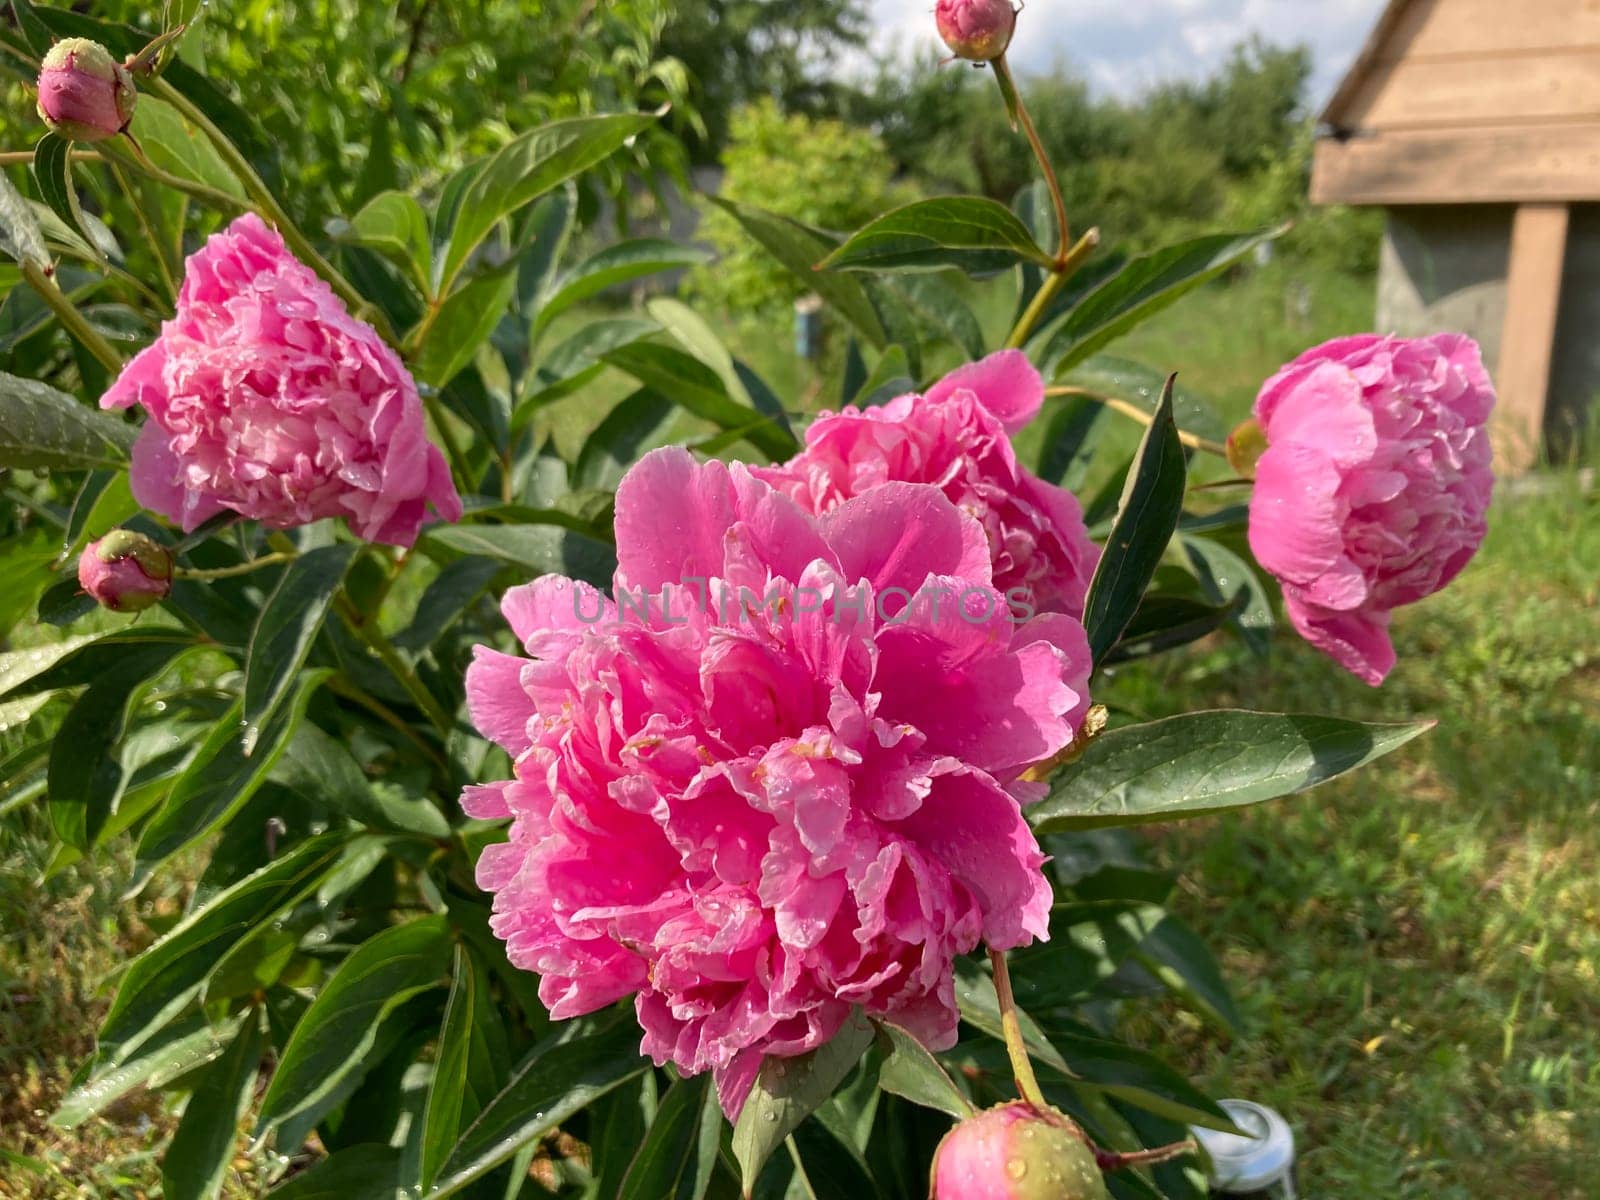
<box><xmin>932</xmin><ymin>1102</ymin><xmax>1109</xmax><ymax>1200</ymax></box>
<box><xmin>1247</xmin><ymin>334</ymin><xmax>1494</xmax><ymax>686</ymax></box>
<box><xmin>935</xmin><ymin>0</ymin><xmax>1018</xmax><ymax>62</ymax></box>
<box><xmin>77</xmin><ymin>529</ymin><xmax>172</xmax><ymax>612</ymax></box>
<box><xmin>36</xmin><ymin>38</ymin><xmax>137</xmax><ymax>142</ymax></box>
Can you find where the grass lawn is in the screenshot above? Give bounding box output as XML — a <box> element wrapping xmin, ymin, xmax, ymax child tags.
<box><xmin>4</xmin><ymin>261</ymin><xmax>1595</xmax><ymax>1196</ymax></box>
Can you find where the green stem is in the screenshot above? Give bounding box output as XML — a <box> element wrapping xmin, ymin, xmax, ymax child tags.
<box><xmin>95</xmin><ymin>137</ymin><xmax>247</xmax><ymax>218</ymax></box>
<box><xmin>994</xmin><ymin>54</ymin><xmax>1069</xmax><ymax>259</ymax></box>
<box><xmin>1045</xmin><ymin>385</ymin><xmax>1230</xmax><ymax>458</ymax></box>
<box><xmin>327</xmin><ymin>673</ymin><xmax>450</xmax><ymax>774</ymax></box>
<box><xmin>424</xmin><ymin>393</ymin><xmax>473</xmax><ymax>492</ymax></box>
<box><xmin>20</xmin><ymin>261</ymin><xmax>123</xmax><ymax>373</ymax></box>
<box><xmin>990</xmin><ymin>948</ymin><xmax>1050</xmax><ymax>1110</ymax></box>
<box><xmin>1004</xmin><ymin>227</ymin><xmax>1100</xmax><ymax>349</ymax></box>
<box><xmin>333</xmin><ymin>592</ymin><xmax>455</xmax><ymax>738</ymax></box>
<box><xmin>174</xmin><ymin>551</ymin><xmax>295</xmax><ymax>581</ymax></box>
<box><xmin>105</xmin><ymin>159</ymin><xmax>179</xmax><ymax>305</ymax></box>
<box><xmin>146</xmin><ymin>77</ymin><xmax>397</xmax><ymax>345</ymax></box>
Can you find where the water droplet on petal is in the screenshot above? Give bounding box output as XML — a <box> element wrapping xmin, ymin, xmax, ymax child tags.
<box><xmin>1006</xmin><ymin>1158</ymin><xmax>1028</xmax><ymax>1181</ymax></box>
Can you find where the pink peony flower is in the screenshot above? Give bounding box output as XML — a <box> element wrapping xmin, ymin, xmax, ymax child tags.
<box><xmin>36</xmin><ymin>38</ymin><xmax>135</xmax><ymax>142</ymax></box>
<box><xmin>463</xmin><ymin>447</ymin><xmax>1091</xmax><ymax>1118</ymax></box>
<box><xmin>102</xmin><ymin>213</ymin><xmax>461</xmax><ymax>547</ymax></box>
<box><xmin>935</xmin><ymin>0</ymin><xmax>1017</xmax><ymax>62</ymax></box>
<box><xmin>756</xmin><ymin>351</ymin><xmax>1100</xmax><ymax>621</ymax></box>
<box><xmin>1247</xmin><ymin>334</ymin><xmax>1494</xmax><ymax>686</ymax></box>
<box><xmin>932</xmin><ymin>1103</ymin><xmax>1108</xmax><ymax>1200</ymax></box>
<box><xmin>77</xmin><ymin>530</ymin><xmax>172</xmax><ymax>613</ymax></box>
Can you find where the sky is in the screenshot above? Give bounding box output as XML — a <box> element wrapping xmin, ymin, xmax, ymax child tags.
<box><xmin>866</xmin><ymin>0</ymin><xmax>1391</xmax><ymax>108</ymax></box>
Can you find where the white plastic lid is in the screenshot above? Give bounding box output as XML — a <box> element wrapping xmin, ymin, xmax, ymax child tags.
<box><xmin>1190</xmin><ymin>1099</ymin><xmax>1295</xmax><ymax>1191</ymax></box>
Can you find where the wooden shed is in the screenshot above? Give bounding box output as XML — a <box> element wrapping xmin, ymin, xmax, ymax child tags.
<box><xmin>1311</xmin><ymin>0</ymin><xmax>1600</xmax><ymax>470</ymax></box>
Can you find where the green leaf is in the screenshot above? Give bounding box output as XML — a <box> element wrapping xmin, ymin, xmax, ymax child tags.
<box><xmin>1038</xmin><ymin>228</ymin><xmax>1283</xmax><ymax>374</ymax></box>
<box><xmin>243</xmin><ymin>544</ymin><xmax>355</xmax><ymax>753</ymax></box>
<box><xmin>414</xmin><ymin>265</ymin><xmax>519</xmax><ymax>389</ymax></box>
<box><xmin>0</xmin><ymin>629</ymin><xmax>187</xmax><ymax>701</ymax></box>
<box><xmin>1181</xmin><ymin>534</ymin><xmax>1274</xmax><ymax>658</ymax></box>
<box><xmin>48</xmin><ymin>639</ymin><xmax>195</xmax><ymax>850</ymax></box>
<box><xmin>3</xmin><ymin>526</ymin><xmax>66</xmax><ymax>639</ymax></box>
<box><xmin>425</xmin><ymin>523</ymin><xmax>616</xmax><ymax>589</ymax></box>
<box><xmin>33</xmin><ymin>133</ymin><xmax>97</xmax><ymax>254</ymax></box>
<box><xmin>64</xmin><ymin>467</ymin><xmax>137</xmax><ymax>552</ymax></box>
<box><xmin>440</xmin><ymin>112</ymin><xmax>657</xmax><ymax>291</ymax></box>
<box><xmin>161</xmin><ymin>1012</ymin><xmax>266</xmax><ymax>1200</ymax></box>
<box><xmin>709</xmin><ymin>199</ymin><xmax>886</xmax><ymax>349</ymax></box>
<box><xmin>884</xmin><ymin>275</ymin><xmax>986</xmax><ymax>361</ymax></box>
<box><xmin>788</xmin><ymin>1117</ymin><xmax>883</xmax><ymax>1200</ymax></box>
<box><xmin>418</xmin><ymin>946</ymin><xmax>508</xmax><ymax>1194</ymax></box>
<box><xmin>617</xmin><ymin>1075</ymin><xmax>722</xmax><ymax>1200</ymax></box>
<box><xmin>535</xmin><ymin>239</ymin><xmax>710</xmax><ymax>338</ymax></box>
<box><xmin>646</xmin><ymin>296</ymin><xmax>792</xmax><ymax>441</ymax></box>
<box><xmin>97</xmin><ymin>835</ymin><xmax>344</xmax><ymax>1061</ymax></box>
<box><xmin>731</xmin><ymin>1011</ymin><xmax>875</xmax><ymax>1195</ymax></box>
<box><xmin>394</xmin><ymin>556</ymin><xmax>504</xmax><ymax>655</ymax></box>
<box><xmin>1128</xmin><ymin>915</ymin><xmax>1242</xmax><ymax>1036</ymax></box>
<box><xmin>257</xmin><ymin>914</ymin><xmax>452</xmax><ymax>1135</ymax></box>
<box><xmin>573</xmin><ymin>388</ymin><xmax>675</xmax><ymax>492</ymax></box>
<box><xmin>1066</xmin><ymin>356</ymin><xmax>1229</xmax><ymax>443</ymax></box>
<box><xmin>603</xmin><ymin>341</ymin><xmax>798</xmax><ymax>460</ymax></box>
<box><xmin>429</xmin><ymin>1019</ymin><xmax>648</xmax><ymax>1197</ymax></box>
<box><xmin>952</xmin><ymin>959</ymin><xmax>1069</xmax><ymax>1075</ymax></box>
<box><xmin>1007</xmin><ymin>901</ymin><xmax>1165</xmax><ymax>1010</ymax></box>
<box><xmin>267</xmin><ymin>1145</ymin><xmax>401</xmax><ymax>1199</ymax></box>
<box><xmin>516</xmin><ymin>315</ymin><xmax>660</xmax><ymax>418</ymax></box>
<box><xmin>851</xmin><ymin>344</ymin><xmax>913</xmax><ymax>410</ymax></box>
<box><xmin>136</xmin><ymin>672</ymin><xmax>333</xmax><ymax>868</ymax></box>
<box><xmin>0</xmin><ymin>169</ymin><xmax>48</xmax><ymax>267</ymax></box>
<box><xmin>822</xmin><ymin>197</ymin><xmax>1052</xmax><ymax>275</ymax></box>
<box><xmin>129</xmin><ymin>96</ymin><xmax>248</xmax><ymax>203</ymax></box>
<box><xmin>7</xmin><ymin>0</ymin><xmax>53</xmax><ymax>56</ymax></box>
<box><xmin>873</xmin><ymin>1022</ymin><xmax>972</xmax><ymax>1120</ymax></box>
<box><xmin>1105</xmin><ymin>593</ymin><xmax>1242</xmax><ymax>664</ymax></box>
<box><xmin>344</xmin><ymin>190</ymin><xmax>431</xmax><ymax>292</ymax></box>
<box><xmin>1029</xmin><ymin>709</ymin><xmax>1434</xmax><ymax>833</ymax></box>
<box><xmin>0</xmin><ymin>371</ymin><xmax>136</xmax><ymax>470</ymax></box>
<box><xmin>1034</xmin><ymin>1020</ymin><xmax>1237</xmax><ymax>1132</ymax></box>
<box><xmin>1081</xmin><ymin>377</ymin><xmax>1185</xmax><ymax>664</ymax></box>
<box><xmin>52</xmin><ymin>1012</ymin><xmax>246</xmax><ymax>1129</ymax></box>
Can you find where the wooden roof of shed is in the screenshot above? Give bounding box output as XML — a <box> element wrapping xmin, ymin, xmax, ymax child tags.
<box><xmin>1312</xmin><ymin>0</ymin><xmax>1600</xmax><ymax>205</ymax></box>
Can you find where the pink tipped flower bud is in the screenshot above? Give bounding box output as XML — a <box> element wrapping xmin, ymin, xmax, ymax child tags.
<box><xmin>36</xmin><ymin>38</ymin><xmax>137</xmax><ymax>142</ymax></box>
<box><xmin>78</xmin><ymin>529</ymin><xmax>173</xmax><ymax>612</ymax></box>
<box><xmin>932</xmin><ymin>1102</ymin><xmax>1109</xmax><ymax>1200</ymax></box>
<box><xmin>935</xmin><ymin>0</ymin><xmax>1017</xmax><ymax>62</ymax></box>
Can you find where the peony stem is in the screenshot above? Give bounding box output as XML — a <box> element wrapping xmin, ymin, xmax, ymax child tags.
<box><xmin>95</xmin><ymin>136</ymin><xmax>247</xmax><ymax>218</ymax></box>
<box><xmin>993</xmin><ymin>54</ymin><xmax>1069</xmax><ymax>259</ymax></box>
<box><xmin>174</xmin><ymin>551</ymin><xmax>296</xmax><ymax>581</ymax></box>
<box><xmin>20</xmin><ymin>261</ymin><xmax>124</xmax><ymax>373</ymax></box>
<box><xmin>1045</xmin><ymin>385</ymin><xmax>1230</xmax><ymax>458</ymax></box>
<box><xmin>1004</xmin><ymin>227</ymin><xmax>1099</xmax><ymax>350</ymax></box>
<box><xmin>1096</xmin><ymin>1140</ymin><xmax>1197</xmax><ymax>1173</ymax></box>
<box><xmin>989</xmin><ymin>947</ymin><xmax>1050</xmax><ymax>1111</ymax></box>
<box><xmin>146</xmin><ymin>77</ymin><xmax>398</xmax><ymax>346</ymax></box>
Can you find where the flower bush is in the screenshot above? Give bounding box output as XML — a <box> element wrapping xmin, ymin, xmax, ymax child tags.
<box><xmin>0</xmin><ymin>4</ymin><xmax>1491</xmax><ymax>1198</ymax></box>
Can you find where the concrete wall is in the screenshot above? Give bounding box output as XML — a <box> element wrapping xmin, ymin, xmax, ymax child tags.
<box><xmin>1375</xmin><ymin>203</ymin><xmax>1597</xmax><ymax>455</ymax></box>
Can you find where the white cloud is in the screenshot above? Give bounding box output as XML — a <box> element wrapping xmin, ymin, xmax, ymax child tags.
<box><xmin>864</xmin><ymin>0</ymin><xmax>1389</xmax><ymax>109</ymax></box>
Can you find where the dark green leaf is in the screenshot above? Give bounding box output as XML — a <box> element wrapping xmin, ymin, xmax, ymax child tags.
<box><xmin>709</xmin><ymin>199</ymin><xmax>885</xmax><ymax>348</ymax></box>
<box><xmin>535</xmin><ymin>239</ymin><xmax>710</xmax><ymax>337</ymax></box>
<box><xmin>952</xmin><ymin>959</ymin><xmax>1068</xmax><ymax>1075</ymax></box>
<box><xmin>1029</xmin><ymin>710</ymin><xmax>1434</xmax><ymax>832</ymax></box>
<box><xmin>33</xmin><ymin>133</ymin><xmax>96</xmax><ymax>253</ymax></box>
<box><xmin>516</xmin><ymin>187</ymin><xmax>576</xmax><ymax>321</ymax></box>
<box><xmin>418</xmin><ymin>946</ymin><xmax>508</xmax><ymax>1193</ymax></box>
<box><xmin>425</xmin><ymin>523</ymin><xmax>616</xmax><ymax>589</ymax></box>
<box><xmin>574</xmin><ymin>388</ymin><xmax>675</xmax><ymax>492</ymax></box>
<box><xmin>136</xmin><ymin>672</ymin><xmax>333</xmax><ymax>868</ymax></box>
<box><xmin>0</xmin><ymin>629</ymin><xmax>187</xmax><ymax>700</ymax></box>
<box><xmin>343</xmin><ymin>191</ymin><xmax>431</xmax><ymax>292</ymax></box>
<box><xmin>97</xmin><ymin>835</ymin><xmax>343</xmax><ymax>1060</ymax></box>
<box><xmin>884</xmin><ymin>275</ymin><xmax>986</xmax><ymax>361</ymax></box>
<box><xmin>823</xmin><ymin>197</ymin><xmax>1052</xmax><ymax>275</ymax></box>
<box><xmin>1031</xmin><ymin>394</ymin><xmax>1103</xmax><ymax>491</ymax></box>
<box><xmin>852</xmin><ymin>344</ymin><xmax>913</xmax><ymax>409</ymax></box>
<box><xmin>603</xmin><ymin>342</ymin><xmax>798</xmax><ymax>460</ymax></box>
<box><xmin>430</xmin><ymin>1018</ymin><xmax>648</xmax><ymax>1197</ymax></box>
<box><xmin>8</xmin><ymin>0</ymin><xmax>53</xmax><ymax>55</ymax></box>
<box><xmin>257</xmin><ymin>915</ymin><xmax>451</xmax><ymax>1134</ymax></box>
<box><xmin>441</xmin><ymin>112</ymin><xmax>658</xmax><ymax>290</ymax></box>
<box><xmin>1066</xmin><ymin>356</ymin><xmax>1229</xmax><ymax>443</ymax></box>
<box><xmin>243</xmin><ymin>544</ymin><xmax>355</xmax><ymax>752</ymax></box>
<box><xmin>0</xmin><ymin>170</ymin><xmax>48</xmax><ymax>267</ymax></box>
<box><xmin>1128</xmin><ymin>916</ymin><xmax>1242</xmax><ymax>1036</ymax></box>
<box><xmin>394</xmin><ymin>556</ymin><xmax>503</xmax><ymax>654</ymax></box>
<box><xmin>52</xmin><ymin>1012</ymin><xmax>246</xmax><ymax>1129</ymax></box>
<box><xmin>873</xmin><ymin>1022</ymin><xmax>972</xmax><ymax>1120</ymax></box>
<box><xmin>1008</xmin><ymin>901</ymin><xmax>1165</xmax><ymax>1010</ymax></box>
<box><xmin>275</xmin><ymin>718</ymin><xmax>452</xmax><ymax>838</ymax></box>
<box><xmin>1104</xmin><ymin>593</ymin><xmax>1242</xmax><ymax>664</ymax></box>
<box><xmin>1081</xmin><ymin>378</ymin><xmax>1185</xmax><ymax>664</ymax></box>
<box><xmin>64</xmin><ymin>468</ymin><xmax>137</xmax><ymax>551</ymax></box>
<box><xmin>268</xmin><ymin>1145</ymin><xmax>401</xmax><ymax>1200</ymax></box>
<box><xmin>788</xmin><ymin>1116</ymin><xmax>882</xmax><ymax>1200</ymax></box>
<box><xmin>1182</xmin><ymin>535</ymin><xmax>1273</xmax><ymax>658</ymax></box>
<box><xmin>1033</xmin><ymin>1019</ymin><xmax>1236</xmax><ymax>1132</ymax></box>
<box><xmin>731</xmin><ymin>1011</ymin><xmax>875</xmax><ymax>1194</ymax></box>
<box><xmin>0</xmin><ymin>371</ymin><xmax>135</xmax><ymax>470</ymax></box>
<box><xmin>1038</xmin><ymin>228</ymin><xmax>1283</xmax><ymax>375</ymax></box>
<box><xmin>161</xmin><ymin>1012</ymin><xmax>266</xmax><ymax>1200</ymax></box>
<box><xmin>414</xmin><ymin>266</ymin><xmax>520</xmax><ymax>389</ymax></box>
<box><xmin>48</xmin><ymin>639</ymin><xmax>193</xmax><ymax>850</ymax></box>
<box><xmin>617</xmin><ymin>1075</ymin><xmax>722</xmax><ymax>1200</ymax></box>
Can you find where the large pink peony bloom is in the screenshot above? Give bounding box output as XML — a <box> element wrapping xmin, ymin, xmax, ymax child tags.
<box><xmin>463</xmin><ymin>447</ymin><xmax>1091</xmax><ymax>1117</ymax></box>
<box><xmin>757</xmin><ymin>350</ymin><xmax>1100</xmax><ymax>621</ymax></box>
<box><xmin>1248</xmin><ymin>334</ymin><xmax>1494</xmax><ymax>686</ymax></box>
<box><xmin>102</xmin><ymin>213</ymin><xmax>461</xmax><ymax>547</ymax></box>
